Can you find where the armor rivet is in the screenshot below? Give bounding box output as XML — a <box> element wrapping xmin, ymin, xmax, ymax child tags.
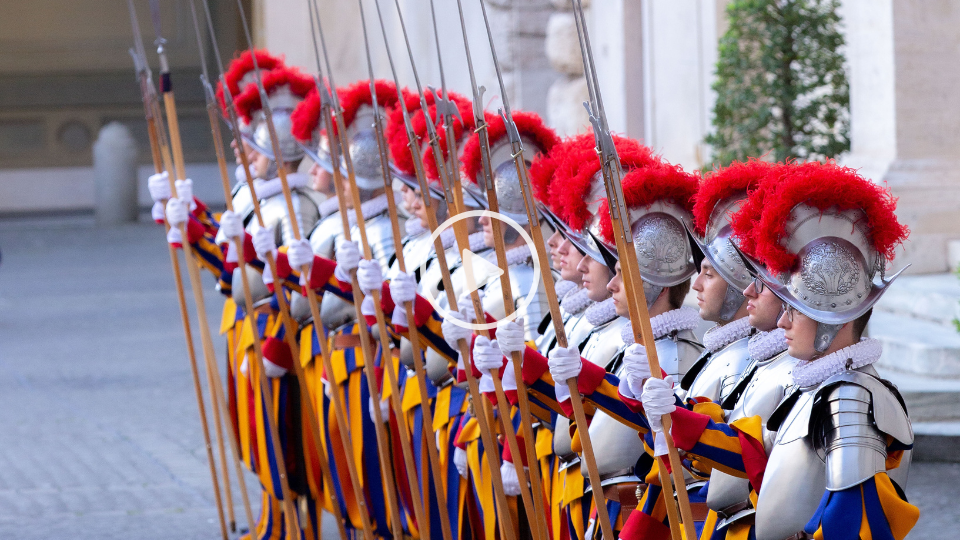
<box><xmin>831</xmin><ymin>303</ymin><xmax>837</xmax><ymax>308</ymax></box>
<box><xmin>846</xmin><ymin>300</ymin><xmax>852</xmax><ymax>305</ymax></box>
<box><xmin>857</xmin><ymin>293</ymin><xmax>863</xmax><ymax>298</ymax></box>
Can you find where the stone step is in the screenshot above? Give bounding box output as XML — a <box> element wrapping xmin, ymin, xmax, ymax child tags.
<box><xmin>876</xmin><ymin>367</ymin><xmax>960</xmax><ymax>462</ymax></box>
<box><xmin>868</xmin><ymin>310</ymin><xmax>960</xmax><ymax>378</ymax></box>
<box><xmin>873</xmin><ymin>273</ymin><xmax>960</xmax><ymax>327</ymax></box>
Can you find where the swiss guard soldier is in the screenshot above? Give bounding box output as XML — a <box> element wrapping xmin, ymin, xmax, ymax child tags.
<box><xmin>617</xmin><ymin>160</ymin><xmax>789</xmax><ymax>540</ymax></box>
<box><xmin>678</xmin><ymin>166</ymin><xmax>760</xmax><ymax>404</ymax></box>
<box><xmin>239</xmin><ymin>65</ymin><xmax>325</xmax><ymax>540</ymax></box>
<box><xmin>642</xmin><ymin>161</ymin><xmax>918</xmax><ymax>540</ymax></box>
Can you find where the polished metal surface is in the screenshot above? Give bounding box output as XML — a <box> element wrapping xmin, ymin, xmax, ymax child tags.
<box><xmin>289</xmin><ymin>291</ymin><xmax>311</xmax><ymax>324</ymax></box>
<box><xmin>752</xmin><ymin>205</ymin><xmax>907</xmax><ymax>337</ymax></box>
<box><xmin>756</xmin><ymin>391</ymin><xmax>824</xmax><ymax>540</ymax></box>
<box><xmin>248</xmin><ymin>108</ymin><xmax>305</xmax><ymax>162</ymax></box>
<box><xmin>686</xmin><ymin>336</ymin><xmax>752</xmax><ymax>402</ymax></box>
<box><xmin>425</xmin><ymin>346</ymin><xmax>453</xmax><ymax>385</ymax></box>
<box><xmin>481</xmin><ymin>260</ymin><xmax>549</xmax><ymax>342</ymax></box>
<box><xmin>820</xmin><ymin>384</ymin><xmax>888</xmax><ymax>490</ymax></box>
<box><xmin>319</xmin><ymin>291</ymin><xmax>356</xmax><ymax>330</ymax></box>
<box><xmin>657</xmin><ymin>329</ymin><xmax>704</xmax><ymax>381</ymax></box>
<box><xmin>628</xmin><ymin>203</ymin><xmax>696</xmax><ymax>288</ymax></box>
<box><xmin>252</xmin><ymin>189</ymin><xmax>320</xmax><ymax>246</ymax></box>
<box><xmin>755</xmin><ymin>366</ymin><xmax>913</xmax><ymax>540</ymax></box>
<box><xmin>231</xmin><ymin>265</ymin><xmax>272</xmax><ymax>310</ymax></box>
<box><xmin>309</xmin><ymin>212</ymin><xmax>345</xmax><ymax>259</ymax></box>
<box><xmin>706</xmin><ymin>352</ymin><xmax>799</xmax><ymax>520</ymax></box>
<box><xmin>358</xmin><ymin>212</ymin><xmax>399</xmax><ymax>270</ymax></box>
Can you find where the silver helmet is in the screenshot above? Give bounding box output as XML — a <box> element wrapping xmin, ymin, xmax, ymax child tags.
<box><xmin>748</xmin><ymin>204</ymin><xmax>907</xmax><ymax>352</ymax></box>
<box><xmin>687</xmin><ymin>194</ymin><xmax>752</xmax><ymax>321</ymax></box>
<box><xmin>338</xmin><ymin>105</ymin><xmax>388</xmax><ymax>192</ymax></box>
<box><xmin>623</xmin><ymin>201</ymin><xmax>697</xmax><ymax>304</ymax></box>
<box><xmin>244</xmin><ymin>83</ymin><xmax>307</xmax><ymax>163</ymax></box>
<box><xmin>479</xmin><ymin>133</ymin><xmax>541</xmax><ymax>225</ymax></box>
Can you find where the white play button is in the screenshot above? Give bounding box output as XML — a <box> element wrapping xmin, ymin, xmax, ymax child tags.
<box><xmin>461</xmin><ymin>248</ymin><xmax>503</xmax><ymax>296</ymax></box>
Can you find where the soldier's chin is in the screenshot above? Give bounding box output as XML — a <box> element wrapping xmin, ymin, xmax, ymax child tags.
<box><xmin>748</xmin><ymin>313</ymin><xmax>778</xmax><ymax>332</ymax></box>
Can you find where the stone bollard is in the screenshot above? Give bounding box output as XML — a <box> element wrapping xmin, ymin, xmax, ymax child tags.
<box><xmin>93</xmin><ymin>122</ymin><xmax>139</xmax><ymax>225</ymax></box>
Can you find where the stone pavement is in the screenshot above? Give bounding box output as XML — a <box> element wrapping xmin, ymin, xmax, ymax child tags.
<box><xmin>0</xmin><ymin>217</ymin><xmax>955</xmax><ymax>538</ymax></box>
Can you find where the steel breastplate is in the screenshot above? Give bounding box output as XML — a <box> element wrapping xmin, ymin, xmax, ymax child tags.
<box><xmin>309</xmin><ymin>212</ymin><xmax>344</xmax><ymax>259</ymax></box>
<box><xmin>357</xmin><ymin>212</ymin><xmax>398</xmax><ymax>270</ymax></box>
<box><xmin>655</xmin><ymin>329</ymin><xmax>704</xmax><ymax>381</ymax></box>
<box><xmin>387</xmin><ymin>232</ymin><xmax>433</xmax><ymax>281</ymax></box>
<box><xmin>706</xmin><ymin>352</ymin><xmax>800</xmax><ymax>519</ymax></box>
<box><xmin>686</xmin><ymin>336</ymin><xmax>752</xmax><ymax>402</ymax></box>
<box><xmin>481</xmin><ymin>261</ymin><xmax>548</xmax><ymax>342</ymax></box>
<box><xmin>250</xmin><ymin>189</ymin><xmax>320</xmax><ymax>246</ymax></box>
<box><xmin>320</xmin><ymin>290</ymin><xmax>356</xmax><ymax>331</ymax></box>
<box><xmin>755</xmin><ymin>389</ymin><xmax>822</xmax><ymax>540</ymax></box>
<box><xmin>231</xmin><ymin>266</ymin><xmax>272</xmax><ymax>311</ymax></box>
<box><xmin>232</xmin><ymin>183</ymin><xmax>256</xmax><ymax>225</ymax></box>
<box><xmin>581</xmin><ymin>317</ymin><xmax>629</xmax><ymax>370</ymax></box>
<box><xmin>756</xmin><ymin>364</ymin><xmax>912</xmax><ymax>540</ymax></box>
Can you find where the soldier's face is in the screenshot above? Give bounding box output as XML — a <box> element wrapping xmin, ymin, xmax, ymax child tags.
<box><xmin>547</xmin><ymin>231</ymin><xmax>563</xmax><ymax>266</ymax></box>
<box><xmin>778</xmin><ymin>305</ymin><xmax>818</xmax><ymax>360</ymax></box>
<box><xmin>251</xmin><ymin>151</ymin><xmax>271</xmax><ymax>179</ymax></box>
<box><xmin>231</xmin><ymin>138</ymin><xmax>255</xmax><ymax>166</ymax></box>
<box><xmin>692</xmin><ymin>261</ymin><xmax>729</xmax><ymax>323</ymax></box>
<box><xmin>341</xmin><ymin>176</ymin><xmax>354</xmax><ymax>208</ymax></box>
<box><xmin>558</xmin><ymin>239</ymin><xmax>584</xmax><ymax>284</ymax></box>
<box><xmin>401</xmin><ymin>184</ymin><xmax>418</xmax><ymax>214</ymax></box>
<box><xmin>608</xmin><ymin>263</ymin><xmax>629</xmax><ymax>317</ymax></box>
<box><xmin>309</xmin><ymin>162</ymin><xmax>333</xmax><ymax>193</ymax></box>
<box><xmin>743</xmin><ymin>279</ymin><xmax>782</xmax><ymax>332</ymax></box>
<box><xmin>577</xmin><ymin>256</ymin><xmax>612</xmax><ymax>302</ymax></box>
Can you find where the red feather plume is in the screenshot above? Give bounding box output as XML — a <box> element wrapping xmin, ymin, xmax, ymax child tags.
<box><xmin>692</xmin><ymin>159</ymin><xmax>777</xmax><ymax>236</ymax></box>
<box><xmin>460</xmin><ymin>111</ymin><xmax>560</xmax><ymax>186</ymax></box>
<box><xmin>216</xmin><ymin>50</ymin><xmax>284</xmax><ymax>115</ymax></box>
<box><xmin>597</xmin><ymin>162</ymin><xmax>699</xmax><ymax>244</ymax></box>
<box><xmin>753</xmin><ymin>161</ymin><xmax>909</xmax><ymax>274</ymax></box>
<box><xmin>553</xmin><ymin>135</ymin><xmax>657</xmax><ymax>231</ymax></box>
<box><xmin>727</xmin><ymin>161</ymin><xmax>792</xmax><ymax>258</ymax></box>
<box><xmin>233</xmin><ymin>66</ymin><xmax>315</xmax><ymax>124</ymax></box>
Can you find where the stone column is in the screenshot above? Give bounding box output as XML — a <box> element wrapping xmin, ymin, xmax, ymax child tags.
<box><xmin>93</xmin><ymin>122</ymin><xmax>138</xmax><ymax>225</ymax></box>
<box><xmin>844</xmin><ymin>0</ymin><xmax>960</xmax><ymax>273</ymax></box>
<box><xmin>545</xmin><ymin>0</ymin><xmax>589</xmax><ymax>136</ymax></box>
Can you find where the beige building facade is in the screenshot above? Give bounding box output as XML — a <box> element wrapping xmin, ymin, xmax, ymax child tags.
<box><xmin>1</xmin><ymin>0</ymin><xmax>958</xmax><ymax>273</ymax></box>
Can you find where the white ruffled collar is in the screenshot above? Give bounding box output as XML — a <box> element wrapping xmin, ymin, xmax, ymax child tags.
<box><xmin>319</xmin><ymin>196</ymin><xmax>340</xmax><ymax>218</ymax></box>
<box><xmin>748</xmin><ymin>328</ymin><xmax>787</xmax><ymax>363</ymax></box>
<box><xmin>561</xmin><ymin>287</ymin><xmax>593</xmax><ymax>316</ymax></box>
<box><xmin>405</xmin><ymin>217</ymin><xmax>428</xmax><ymax>237</ymax></box>
<box><xmin>439</xmin><ymin>229</ymin><xmax>487</xmax><ymax>253</ymax></box>
<box><xmin>347</xmin><ymin>193</ymin><xmax>392</xmax><ymax>226</ymax></box>
<box><xmin>585</xmin><ymin>297</ymin><xmax>618</xmax><ymax>326</ymax></box>
<box><xmin>555</xmin><ymin>279</ymin><xmax>578</xmax><ymax>300</ymax></box>
<box><xmin>248</xmin><ymin>172</ymin><xmax>309</xmax><ymax>201</ymax></box>
<box><xmin>620</xmin><ymin>306</ymin><xmax>701</xmax><ymax>344</ymax></box>
<box><xmin>702</xmin><ymin>317</ymin><xmax>754</xmax><ymax>353</ymax></box>
<box><xmin>792</xmin><ymin>338</ymin><xmax>883</xmax><ymax>388</ymax></box>
<box><xmin>505</xmin><ymin>244</ymin><xmax>533</xmax><ymax>266</ymax></box>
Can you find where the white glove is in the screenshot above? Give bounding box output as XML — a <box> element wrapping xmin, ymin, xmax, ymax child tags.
<box><xmin>473</xmin><ymin>336</ymin><xmax>504</xmax><ymax>372</ymax></box>
<box><xmin>252</xmin><ymin>227</ymin><xmax>277</xmax><ymax>262</ymax></box>
<box><xmin>174</xmin><ymin>178</ymin><xmax>196</xmax><ymax>210</ymax></box>
<box><xmin>165</xmin><ymin>197</ymin><xmax>188</xmax><ymax>227</ymax></box>
<box><xmin>287</xmin><ymin>238</ymin><xmax>314</xmax><ymax>270</ymax></box>
<box><xmin>357</xmin><ymin>260</ymin><xmax>383</xmax><ymax>294</ymax></box>
<box><xmin>441</xmin><ymin>311</ymin><xmax>473</xmax><ymax>349</ymax></box>
<box><xmin>501</xmin><ymin>356</ymin><xmax>517</xmax><ymax>392</ymax></box>
<box><xmin>334</xmin><ymin>241</ymin><xmax>361</xmax><ymax>282</ymax></box>
<box><xmin>641</xmin><ymin>375</ymin><xmax>677</xmax><ymax>430</ymax></box>
<box><xmin>458</xmin><ymin>290</ymin><xmax>484</xmax><ymax>322</ymax></box>
<box><xmin>623</xmin><ymin>343</ymin><xmax>653</xmax><ymax>397</ymax></box>
<box><xmin>500</xmin><ymin>461</ymin><xmax>523</xmax><ymax>496</ymax></box>
<box><xmin>368</xmin><ymin>396</ymin><xmax>390</xmax><ymax>422</ymax></box>
<box><xmin>454</xmin><ymin>447</ymin><xmax>469</xmax><ymax>478</ymax></box>
<box><xmin>390</xmin><ymin>272</ymin><xmax>417</xmax><ymax>304</ymax></box>
<box><xmin>496</xmin><ymin>319</ymin><xmax>526</xmax><ymax>357</ymax></box>
<box><xmin>151</xmin><ymin>202</ymin><xmax>165</xmax><ymax>223</ymax></box>
<box><xmin>218</xmin><ymin>210</ymin><xmax>244</xmax><ymax>241</ymax></box>
<box><xmin>548</xmin><ymin>346</ymin><xmax>582</xmax><ymax>383</ymax></box>
<box><xmin>148</xmin><ymin>171</ymin><xmax>171</xmax><ymax>202</ymax></box>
